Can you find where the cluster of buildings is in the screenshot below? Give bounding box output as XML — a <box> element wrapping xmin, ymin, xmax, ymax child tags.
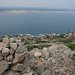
<box><xmin>0</xmin><ymin>31</ymin><xmax>75</xmax><ymax>47</ymax></box>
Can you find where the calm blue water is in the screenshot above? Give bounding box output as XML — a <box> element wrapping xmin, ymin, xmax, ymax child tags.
<box><xmin>0</xmin><ymin>12</ymin><xmax>75</xmax><ymax>35</ymax></box>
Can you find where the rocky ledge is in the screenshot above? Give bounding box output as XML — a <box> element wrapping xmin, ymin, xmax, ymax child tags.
<box><xmin>0</xmin><ymin>43</ymin><xmax>75</xmax><ymax>75</ymax></box>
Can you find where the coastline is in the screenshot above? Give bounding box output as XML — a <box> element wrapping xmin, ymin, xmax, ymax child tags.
<box><xmin>0</xmin><ymin>31</ymin><xmax>74</xmax><ymax>37</ymax></box>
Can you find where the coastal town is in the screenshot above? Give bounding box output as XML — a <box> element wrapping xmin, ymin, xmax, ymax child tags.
<box><xmin>0</xmin><ymin>31</ymin><xmax>75</xmax><ymax>45</ymax></box>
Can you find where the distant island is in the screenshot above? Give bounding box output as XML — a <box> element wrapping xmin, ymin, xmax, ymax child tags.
<box><xmin>0</xmin><ymin>7</ymin><xmax>75</xmax><ymax>13</ymax></box>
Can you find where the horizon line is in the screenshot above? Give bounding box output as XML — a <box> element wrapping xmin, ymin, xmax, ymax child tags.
<box><xmin>0</xmin><ymin>6</ymin><xmax>75</xmax><ymax>10</ymax></box>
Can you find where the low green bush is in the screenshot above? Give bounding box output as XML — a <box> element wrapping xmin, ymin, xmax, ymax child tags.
<box><xmin>66</xmin><ymin>43</ymin><xmax>75</xmax><ymax>51</ymax></box>
<box><xmin>0</xmin><ymin>38</ymin><xmax>2</xmax><ymax>42</ymax></box>
<box><xmin>25</xmin><ymin>44</ymin><xmax>51</xmax><ymax>51</ymax></box>
<box><xmin>25</xmin><ymin>45</ymin><xmax>35</xmax><ymax>51</ymax></box>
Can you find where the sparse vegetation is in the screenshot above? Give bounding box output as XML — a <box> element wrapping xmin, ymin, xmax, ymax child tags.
<box><xmin>66</xmin><ymin>43</ymin><xmax>75</xmax><ymax>51</ymax></box>
<box><xmin>25</xmin><ymin>43</ymin><xmax>51</xmax><ymax>51</ymax></box>
<box><xmin>0</xmin><ymin>38</ymin><xmax>2</xmax><ymax>42</ymax></box>
<box><xmin>58</xmin><ymin>37</ymin><xmax>75</xmax><ymax>43</ymax></box>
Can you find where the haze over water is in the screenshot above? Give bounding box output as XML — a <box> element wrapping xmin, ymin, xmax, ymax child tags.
<box><xmin>0</xmin><ymin>11</ymin><xmax>75</xmax><ymax>36</ymax></box>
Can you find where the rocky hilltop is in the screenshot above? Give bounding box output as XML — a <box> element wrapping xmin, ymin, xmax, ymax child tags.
<box><xmin>0</xmin><ymin>37</ymin><xmax>75</xmax><ymax>75</ymax></box>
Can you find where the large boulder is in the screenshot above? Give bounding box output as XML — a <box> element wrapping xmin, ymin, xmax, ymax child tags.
<box><xmin>0</xmin><ymin>42</ymin><xmax>9</xmax><ymax>49</ymax></box>
<box><xmin>10</xmin><ymin>43</ymin><xmax>17</xmax><ymax>50</ymax></box>
<box><xmin>22</xmin><ymin>66</ymin><xmax>31</xmax><ymax>73</ymax></box>
<box><xmin>10</xmin><ymin>37</ymin><xmax>16</xmax><ymax>43</ymax></box>
<box><xmin>70</xmin><ymin>51</ymin><xmax>75</xmax><ymax>59</ymax></box>
<box><xmin>7</xmin><ymin>55</ymin><xmax>13</xmax><ymax>62</ymax></box>
<box><xmin>2</xmin><ymin>48</ymin><xmax>10</xmax><ymax>57</ymax></box>
<box><xmin>29</xmin><ymin>48</ymin><xmax>42</xmax><ymax>58</ymax></box>
<box><xmin>33</xmin><ymin>62</ymin><xmax>45</xmax><ymax>74</ymax></box>
<box><xmin>33</xmin><ymin>51</ymin><xmax>42</xmax><ymax>57</ymax></box>
<box><xmin>11</xmin><ymin>63</ymin><xmax>25</xmax><ymax>72</ymax></box>
<box><xmin>42</xmin><ymin>47</ymin><xmax>50</xmax><ymax>59</ymax></box>
<box><xmin>16</xmin><ymin>45</ymin><xmax>27</xmax><ymax>53</ymax></box>
<box><xmin>13</xmin><ymin>45</ymin><xmax>28</xmax><ymax>64</ymax></box>
<box><xmin>16</xmin><ymin>39</ymin><xmax>21</xmax><ymax>46</ymax></box>
<box><xmin>47</xmin><ymin>44</ymin><xmax>75</xmax><ymax>75</ymax></box>
<box><xmin>0</xmin><ymin>60</ymin><xmax>9</xmax><ymax>74</ymax></box>
<box><xmin>13</xmin><ymin>52</ymin><xmax>27</xmax><ymax>64</ymax></box>
<box><xmin>10</xmin><ymin>48</ymin><xmax>15</xmax><ymax>55</ymax></box>
<box><xmin>48</xmin><ymin>44</ymin><xmax>72</xmax><ymax>57</ymax></box>
<box><xmin>2</xmin><ymin>70</ymin><xmax>21</xmax><ymax>75</ymax></box>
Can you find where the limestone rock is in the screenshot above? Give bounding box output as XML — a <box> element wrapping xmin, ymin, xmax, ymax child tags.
<box><xmin>34</xmin><ymin>60</ymin><xmax>41</xmax><ymax>65</ymax></box>
<box><xmin>10</xmin><ymin>37</ymin><xmax>16</xmax><ymax>43</ymax></box>
<box><xmin>28</xmin><ymin>59</ymin><xmax>35</xmax><ymax>68</ymax></box>
<box><xmin>0</xmin><ymin>47</ymin><xmax>2</xmax><ymax>52</ymax></box>
<box><xmin>13</xmin><ymin>52</ymin><xmax>27</xmax><ymax>64</ymax></box>
<box><xmin>11</xmin><ymin>63</ymin><xmax>25</xmax><ymax>72</ymax></box>
<box><xmin>0</xmin><ymin>43</ymin><xmax>75</xmax><ymax>75</ymax></box>
<box><xmin>7</xmin><ymin>55</ymin><xmax>13</xmax><ymax>62</ymax></box>
<box><xmin>16</xmin><ymin>45</ymin><xmax>27</xmax><ymax>53</ymax></box>
<box><xmin>22</xmin><ymin>66</ymin><xmax>30</xmax><ymax>73</ymax></box>
<box><xmin>10</xmin><ymin>43</ymin><xmax>17</xmax><ymax>50</ymax></box>
<box><xmin>3</xmin><ymin>36</ymin><xmax>9</xmax><ymax>43</ymax></box>
<box><xmin>48</xmin><ymin>44</ymin><xmax>75</xmax><ymax>75</ymax></box>
<box><xmin>0</xmin><ymin>52</ymin><xmax>3</xmax><ymax>60</ymax></box>
<box><xmin>2</xmin><ymin>70</ymin><xmax>21</xmax><ymax>75</ymax></box>
<box><xmin>0</xmin><ymin>42</ymin><xmax>9</xmax><ymax>49</ymax></box>
<box><xmin>42</xmin><ymin>47</ymin><xmax>50</xmax><ymax>59</ymax></box>
<box><xmin>33</xmin><ymin>63</ymin><xmax>45</xmax><ymax>74</ymax></box>
<box><xmin>16</xmin><ymin>39</ymin><xmax>21</xmax><ymax>46</ymax></box>
<box><xmin>70</xmin><ymin>51</ymin><xmax>75</xmax><ymax>59</ymax></box>
<box><xmin>41</xmin><ymin>70</ymin><xmax>51</xmax><ymax>75</ymax></box>
<box><xmin>34</xmin><ymin>51</ymin><xmax>42</xmax><ymax>57</ymax></box>
<box><xmin>2</xmin><ymin>48</ymin><xmax>10</xmax><ymax>57</ymax></box>
<box><xmin>22</xmin><ymin>55</ymin><xmax>29</xmax><ymax>68</ymax></box>
<box><xmin>0</xmin><ymin>60</ymin><xmax>9</xmax><ymax>74</ymax></box>
<box><xmin>10</xmin><ymin>48</ymin><xmax>15</xmax><ymax>55</ymax></box>
<box><xmin>48</xmin><ymin>44</ymin><xmax>71</xmax><ymax>57</ymax></box>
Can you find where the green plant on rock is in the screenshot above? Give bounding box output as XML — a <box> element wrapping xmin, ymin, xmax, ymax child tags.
<box><xmin>25</xmin><ymin>44</ymin><xmax>51</xmax><ymax>51</ymax></box>
<box><xmin>66</xmin><ymin>43</ymin><xmax>75</xmax><ymax>51</ymax></box>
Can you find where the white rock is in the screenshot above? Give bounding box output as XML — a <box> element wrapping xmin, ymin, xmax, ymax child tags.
<box><xmin>2</xmin><ymin>48</ymin><xmax>10</xmax><ymax>57</ymax></box>
<box><xmin>10</xmin><ymin>43</ymin><xmax>17</xmax><ymax>50</ymax></box>
<box><xmin>34</xmin><ymin>51</ymin><xmax>42</xmax><ymax>57</ymax></box>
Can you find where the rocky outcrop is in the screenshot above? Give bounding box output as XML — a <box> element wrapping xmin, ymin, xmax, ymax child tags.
<box><xmin>12</xmin><ymin>52</ymin><xmax>27</xmax><ymax>64</ymax></box>
<box><xmin>0</xmin><ymin>43</ymin><xmax>75</xmax><ymax>75</ymax></box>
<box><xmin>2</xmin><ymin>48</ymin><xmax>10</xmax><ymax>57</ymax></box>
<box><xmin>10</xmin><ymin>43</ymin><xmax>17</xmax><ymax>50</ymax></box>
<box><xmin>0</xmin><ymin>60</ymin><xmax>9</xmax><ymax>74</ymax></box>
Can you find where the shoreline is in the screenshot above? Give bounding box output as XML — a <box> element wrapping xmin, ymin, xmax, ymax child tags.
<box><xmin>0</xmin><ymin>31</ymin><xmax>73</xmax><ymax>37</ymax></box>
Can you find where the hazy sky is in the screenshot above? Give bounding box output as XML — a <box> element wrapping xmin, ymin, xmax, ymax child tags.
<box><xmin>0</xmin><ymin>0</ymin><xmax>75</xmax><ymax>9</ymax></box>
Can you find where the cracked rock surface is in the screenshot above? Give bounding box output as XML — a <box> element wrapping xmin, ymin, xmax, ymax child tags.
<box><xmin>0</xmin><ymin>43</ymin><xmax>75</xmax><ymax>75</ymax></box>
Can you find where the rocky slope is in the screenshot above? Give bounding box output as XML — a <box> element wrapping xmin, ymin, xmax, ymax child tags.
<box><xmin>0</xmin><ymin>42</ymin><xmax>75</xmax><ymax>75</ymax></box>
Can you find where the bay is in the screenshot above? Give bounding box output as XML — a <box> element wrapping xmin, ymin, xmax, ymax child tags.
<box><xmin>0</xmin><ymin>11</ymin><xmax>75</xmax><ymax>35</ymax></box>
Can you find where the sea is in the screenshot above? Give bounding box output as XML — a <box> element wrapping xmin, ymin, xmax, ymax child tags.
<box><xmin>0</xmin><ymin>11</ymin><xmax>75</xmax><ymax>36</ymax></box>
